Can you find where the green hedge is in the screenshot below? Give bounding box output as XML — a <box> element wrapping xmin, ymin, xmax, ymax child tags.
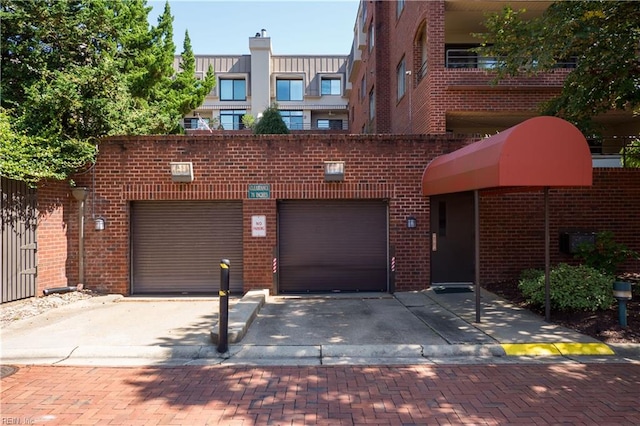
<box><xmin>518</xmin><ymin>263</ymin><xmax>614</xmax><ymax>311</ymax></box>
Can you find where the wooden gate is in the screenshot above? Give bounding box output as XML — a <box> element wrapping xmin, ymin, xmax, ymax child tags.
<box><xmin>1</xmin><ymin>177</ymin><xmax>38</xmax><ymax>303</ymax></box>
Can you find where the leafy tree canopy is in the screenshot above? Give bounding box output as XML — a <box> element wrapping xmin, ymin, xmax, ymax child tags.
<box><xmin>0</xmin><ymin>110</ymin><xmax>96</xmax><ymax>185</ymax></box>
<box><xmin>0</xmin><ymin>0</ymin><xmax>215</xmax><ymax>184</ymax></box>
<box><xmin>476</xmin><ymin>1</ymin><xmax>640</xmax><ymax>133</ymax></box>
<box><xmin>253</xmin><ymin>104</ymin><xmax>290</xmax><ymax>134</ymax></box>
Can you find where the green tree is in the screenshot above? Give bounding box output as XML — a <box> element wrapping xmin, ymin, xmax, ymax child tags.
<box><xmin>0</xmin><ymin>110</ymin><xmax>95</xmax><ymax>185</ymax></box>
<box><xmin>169</xmin><ymin>32</ymin><xmax>216</xmax><ymax>118</ymax></box>
<box><xmin>476</xmin><ymin>1</ymin><xmax>640</xmax><ymax>133</ymax></box>
<box><xmin>0</xmin><ymin>0</ymin><xmax>214</xmax><ymax>184</ymax></box>
<box><xmin>622</xmin><ymin>139</ymin><xmax>640</xmax><ymax>168</ymax></box>
<box><xmin>241</xmin><ymin>114</ymin><xmax>256</xmax><ymax>130</ymax></box>
<box><xmin>253</xmin><ymin>104</ymin><xmax>290</xmax><ymax>134</ymax></box>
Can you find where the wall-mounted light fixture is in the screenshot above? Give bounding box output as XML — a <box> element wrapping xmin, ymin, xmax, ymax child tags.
<box><xmin>170</xmin><ymin>162</ymin><xmax>194</xmax><ymax>182</ymax></box>
<box><xmin>407</xmin><ymin>216</ymin><xmax>417</xmax><ymax>229</ymax></box>
<box><xmin>324</xmin><ymin>161</ymin><xmax>345</xmax><ymax>182</ymax></box>
<box><xmin>94</xmin><ymin>217</ymin><xmax>106</xmax><ymax>231</ymax></box>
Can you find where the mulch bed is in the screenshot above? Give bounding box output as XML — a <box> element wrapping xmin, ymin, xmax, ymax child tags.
<box><xmin>482</xmin><ymin>272</ymin><xmax>640</xmax><ymax>344</ymax></box>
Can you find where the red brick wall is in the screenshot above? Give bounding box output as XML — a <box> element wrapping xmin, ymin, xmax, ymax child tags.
<box><xmin>69</xmin><ymin>134</ymin><xmax>467</xmax><ymax>295</ymax></box>
<box><xmin>348</xmin><ymin>2</ymin><xmax>373</xmax><ymax>135</ymax></box>
<box><xmin>35</xmin><ymin>135</ymin><xmax>639</xmax><ymax>296</ymax></box>
<box><xmin>480</xmin><ymin>169</ymin><xmax>640</xmax><ymax>282</ymax></box>
<box><xmin>243</xmin><ymin>199</ymin><xmax>277</xmax><ymax>290</ymax></box>
<box><xmin>348</xmin><ymin>0</ymin><xmax>569</xmax><ymax>135</ymax></box>
<box><xmin>36</xmin><ymin>180</ymin><xmax>73</xmax><ymax>293</ymax></box>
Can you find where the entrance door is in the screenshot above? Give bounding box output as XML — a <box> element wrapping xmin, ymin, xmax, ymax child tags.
<box><xmin>430</xmin><ymin>192</ymin><xmax>475</xmax><ymax>285</ymax></box>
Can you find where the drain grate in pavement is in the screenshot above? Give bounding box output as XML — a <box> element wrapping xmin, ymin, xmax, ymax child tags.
<box><xmin>1</xmin><ymin>365</ymin><xmax>19</xmax><ymax>378</ymax></box>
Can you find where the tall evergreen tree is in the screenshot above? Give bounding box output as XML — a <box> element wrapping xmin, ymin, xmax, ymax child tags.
<box><xmin>170</xmin><ymin>31</ymin><xmax>216</xmax><ymax>118</ymax></box>
<box><xmin>0</xmin><ymin>0</ymin><xmax>214</xmax><ymax>183</ymax></box>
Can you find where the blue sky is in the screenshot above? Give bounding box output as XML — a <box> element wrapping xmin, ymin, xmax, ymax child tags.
<box><xmin>147</xmin><ymin>0</ymin><xmax>360</xmax><ymax>55</ymax></box>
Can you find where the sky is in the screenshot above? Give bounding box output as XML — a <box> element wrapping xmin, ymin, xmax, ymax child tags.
<box><xmin>147</xmin><ymin>0</ymin><xmax>360</xmax><ymax>56</ymax></box>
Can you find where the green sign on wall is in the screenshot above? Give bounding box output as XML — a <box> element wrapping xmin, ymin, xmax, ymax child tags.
<box><xmin>248</xmin><ymin>184</ymin><xmax>271</xmax><ymax>199</ymax></box>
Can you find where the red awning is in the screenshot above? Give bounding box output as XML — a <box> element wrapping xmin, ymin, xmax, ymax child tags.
<box><xmin>422</xmin><ymin>116</ymin><xmax>593</xmax><ymax>196</ymax></box>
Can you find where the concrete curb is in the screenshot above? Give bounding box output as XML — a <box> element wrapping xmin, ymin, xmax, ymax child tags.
<box><xmin>3</xmin><ymin>289</ymin><xmax>639</xmax><ymax>367</ymax></box>
<box><xmin>210</xmin><ymin>289</ymin><xmax>268</xmax><ymax>344</ymax></box>
<box><xmin>3</xmin><ymin>342</ymin><xmax>640</xmax><ymax>367</ymax></box>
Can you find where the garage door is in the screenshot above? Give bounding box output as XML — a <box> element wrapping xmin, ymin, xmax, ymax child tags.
<box><xmin>278</xmin><ymin>200</ymin><xmax>388</xmax><ymax>293</ymax></box>
<box><xmin>131</xmin><ymin>201</ymin><xmax>243</xmax><ymax>294</ymax></box>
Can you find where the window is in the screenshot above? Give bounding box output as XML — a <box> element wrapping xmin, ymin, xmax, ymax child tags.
<box><xmin>415</xmin><ymin>22</ymin><xmax>428</xmax><ymax>82</ymax></box>
<box><xmin>360</xmin><ymin>76</ymin><xmax>366</xmax><ymax>100</ymax></box>
<box><xmin>317</xmin><ymin>119</ymin><xmax>343</xmax><ymax>130</ymax></box>
<box><xmin>369</xmin><ymin>87</ymin><xmax>375</xmax><ymax>120</ymax></box>
<box><xmin>397</xmin><ymin>57</ymin><xmax>406</xmax><ymax>100</ymax></box>
<box><xmin>220</xmin><ymin>79</ymin><xmax>246</xmax><ymax>101</ymax></box>
<box><xmin>361</xmin><ymin>0</ymin><xmax>367</xmax><ymax>27</ymax></box>
<box><xmin>280</xmin><ymin>110</ymin><xmax>303</xmax><ymax>130</ymax></box>
<box><xmin>220</xmin><ymin>110</ymin><xmax>246</xmax><ymax>130</ymax></box>
<box><xmin>397</xmin><ymin>0</ymin><xmax>405</xmax><ymax>18</ymax></box>
<box><xmin>368</xmin><ymin>22</ymin><xmax>374</xmax><ymax>52</ymax></box>
<box><xmin>276</xmin><ymin>79</ymin><xmax>303</xmax><ymax>101</ymax></box>
<box><xmin>321</xmin><ymin>78</ymin><xmax>341</xmax><ymax>95</ymax></box>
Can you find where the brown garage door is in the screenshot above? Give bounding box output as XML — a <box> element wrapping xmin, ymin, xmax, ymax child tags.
<box><xmin>278</xmin><ymin>200</ymin><xmax>388</xmax><ymax>293</ymax></box>
<box><xmin>131</xmin><ymin>201</ymin><xmax>243</xmax><ymax>294</ymax></box>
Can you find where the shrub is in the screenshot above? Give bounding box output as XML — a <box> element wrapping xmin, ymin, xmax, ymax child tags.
<box><xmin>241</xmin><ymin>114</ymin><xmax>256</xmax><ymax>130</ymax></box>
<box><xmin>575</xmin><ymin>231</ymin><xmax>638</xmax><ymax>275</ymax></box>
<box><xmin>518</xmin><ymin>263</ymin><xmax>614</xmax><ymax>311</ymax></box>
<box><xmin>621</xmin><ymin>138</ymin><xmax>640</xmax><ymax>168</ymax></box>
<box><xmin>253</xmin><ymin>104</ymin><xmax>290</xmax><ymax>134</ymax></box>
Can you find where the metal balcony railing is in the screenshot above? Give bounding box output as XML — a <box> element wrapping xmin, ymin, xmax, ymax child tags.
<box><xmin>445</xmin><ymin>49</ymin><xmax>578</xmax><ymax>70</ymax></box>
<box><xmin>287</xmin><ymin>121</ymin><xmax>349</xmax><ymax>131</ymax></box>
<box><xmin>184</xmin><ymin>119</ymin><xmax>349</xmax><ymax>132</ymax></box>
<box><xmin>417</xmin><ymin>60</ymin><xmax>428</xmax><ymax>83</ymax></box>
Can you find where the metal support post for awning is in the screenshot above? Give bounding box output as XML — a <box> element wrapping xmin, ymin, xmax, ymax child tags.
<box><xmin>475</xmin><ymin>190</ymin><xmax>481</xmax><ymax>323</ymax></box>
<box><xmin>544</xmin><ymin>187</ymin><xmax>551</xmax><ymax>322</ymax></box>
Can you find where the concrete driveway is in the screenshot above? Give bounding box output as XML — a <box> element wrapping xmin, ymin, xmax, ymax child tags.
<box><xmin>2</xmin><ymin>289</ymin><xmax>632</xmax><ymax>366</ymax></box>
<box><xmin>0</xmin><ymin>295</ymin><xmax>223</xmax><ymax>349</ymax></box>
<box><xmin>241</xmin><ymin>295</ymin><xmax>451</xmax><ymax>346</ymax></box>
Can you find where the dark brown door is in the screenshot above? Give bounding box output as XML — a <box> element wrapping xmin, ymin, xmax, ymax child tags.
<box><xmin>430</xmin><ymin>192</ymin><xmax>475</xmax><ymax>285</ymax></box>
<box><xmin>278</xmin><ymin>200</ymin><xmax>388</xmax><ymax>293</ymax></box>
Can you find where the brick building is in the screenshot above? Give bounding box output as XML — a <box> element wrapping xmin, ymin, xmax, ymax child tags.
<box><xmin>347</xmin><ymin>0</ymin><xmax>640</xmax><ymax>148</ymax></box>
<box><xmin>3</xmin><ymin>1</ymin><xmax>640</xmax><ymax>302</ymax></box>
<box><xmin>25</xmin><ymin>132</ymin><xmax>638</xmax><ymax>298</ymax></box>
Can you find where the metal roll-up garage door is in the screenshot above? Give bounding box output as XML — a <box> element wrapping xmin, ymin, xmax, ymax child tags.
<box><xmin>131</xmin><ymin>201</ymin><xmax>243</xmax><ymax>294</ymax></box>
<box><xmin>278</xmin><ymin>200</ymin><xmax>388</xmax><ymax>293</ymax></box>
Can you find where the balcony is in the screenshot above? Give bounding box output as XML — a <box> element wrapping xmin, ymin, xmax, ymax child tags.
<box><xmin>184</xmin><ymin>120</ymin><xmax>349</xmax><ymax>134</ymax></box>
<box><xmin>289</xmin><ymin>120</ymin><xmax>349</xmax><ymax>133</ymax></box>
<box><xmin>445</xmin><ymin>48</ymin><xmax>577</xmax><ymax>70</ymax></box>
<box><xmin>588</xmin><ymin>136</ymin><xmax>639</xmax><ymax>167</ymax></box>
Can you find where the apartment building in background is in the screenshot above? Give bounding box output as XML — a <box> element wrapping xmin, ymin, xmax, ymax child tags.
<box><xmin>178</xmin><ymin>29</ymin><xmax>349</xmax><ymax>132</ymax></box>
<box><xmin>175</xmin><ymin>1</ymin><xmax>639</xmax><ymax>160</ymax></box>
<box><xmin>347</xmin><ymin>0</ymin><xmax>640</xmax><ymax>158</ymax></box>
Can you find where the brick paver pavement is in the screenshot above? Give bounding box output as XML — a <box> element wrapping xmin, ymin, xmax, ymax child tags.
<box><xmin>1</xmin><ymin>363</ymin><xmax>639</xmax><ymax>425</ymax></box>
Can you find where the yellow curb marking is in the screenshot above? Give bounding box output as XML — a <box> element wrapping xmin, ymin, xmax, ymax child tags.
<box><xmin>501</xmin><ymin>343</ymin><xmax>614</xmax><ymax>356</ymax></box>
<box><xmin>501</xmin><ymin>344</ymin><xmax>561</xmax><ymax>356</ymax></box>
<box><xmin>553</xmin><ymin>342</ymin><xmax>614</xmax><ymax>356</ymax></box>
